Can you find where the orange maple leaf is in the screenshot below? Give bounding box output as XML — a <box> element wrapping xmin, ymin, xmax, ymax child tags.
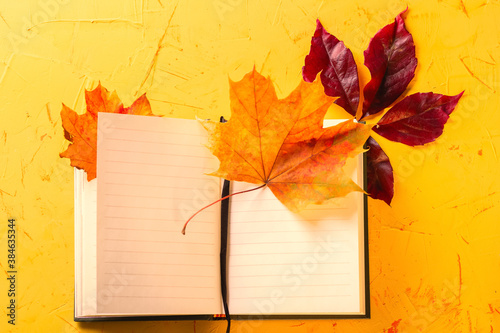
<box><xmin>60</xmin><ymin>83</ymin><xmax>157</xmax><ymax>181</ymax></box>
<box><xmin>202</xmin><ymin>69</ymin><xmax>372</xmax><ymax>212</ymax></box>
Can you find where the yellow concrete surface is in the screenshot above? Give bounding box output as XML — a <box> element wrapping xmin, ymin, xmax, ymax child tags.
<box><xmin>1</xmin><ymin>0</ymin><xmax>499</xmax><ymax>332</ymax></box>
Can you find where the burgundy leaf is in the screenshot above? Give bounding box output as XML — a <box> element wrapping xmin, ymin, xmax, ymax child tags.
<box><xmin>361</xmin><ymin>9</ymin><xmax>417</xmax><ymax>119</ymax></box>
<box><xmin>373</xmin><ymin>92</ymin><xmax>464</xmax><ymax>146</ymax></box>
<box><xmin>366</xmin><ymin>136</ymin><xmax>394</xmax><ymax>205</ymax></box>
<box><xmin>303</xmin><ymin>20</ymin><xmax>360</xmax><ymax>116</ymax></box>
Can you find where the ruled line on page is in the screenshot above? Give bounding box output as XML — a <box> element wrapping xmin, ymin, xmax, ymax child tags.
<box><xmin>228</xmin><ymin>219</ymin><xmax>349</xmax><ymax>224</ymax></box>
<box><xmin>229</xmin><ymin>251</ymin><xmax>351</xmax><ymax>256</ymax></box>
<box><xmin>229</xmin><ymin>208</ymin><xmax>347</xmax><ymax>214</ymax></box>
<box><xmin>103</xmin><ymin>250</ymin><xmax>214</xmax><ymax>256</ymax></box>
<box><xmin>103</xmin><ymin>180</ymin><xmax>214</xmax><ymax>188</ymax></box>
<box><xmin>103</xmin><ymin>204</ymin><xmax>216</xmax><ymax>213</ymax></box>
<box><xmin>236</xmin><ymin>195</ymin><xmax>349</xmax><ymax>203</ymax></box>
<box><xmin>104</xmin><ymin>272</ymin><xmax>216</xmax><ymax>278</ymax></box>
<box><xmin>103</xmin><ymin>261</ymin><xmax>215</xmax><ymax>267</ymax></box>
<box><xmin>230</xmin><ymin>283</ymin><xmax>351</xmax><ymax>288</ymax></box>
<box><xmin>103</xmin><ymin>160</ymin><xmax>212</xmax><ymax>170</ymax></box>
<box><xmin>104</xmin><ymin>231</ymin><xmax>216</xmax><ymax>235</ymax></box>
<box><xmin>102</xmin><ymin>215</ymin><xmax>215</xmax><ymax>224</ymax></box>
<box><xmin>228</xmin><ymin>240</ymin><xmax>349</xmax><ymax>246</ymax></box>
<box><xmin>107</xmin><ymin>132</ymin><xmax>206</xmax><ymax>142</ymax></box>
<box><xmin>103</xmin><ymin>217</ymin><xmax>214</xmax><ymax>224</ymax></box>
<box><xmin>102</xmin><ymin>182</ymin><xmax>217</xmax><ymax>190</ymax></box>
<box><xmin>105</xmin><ymin>138</ymin><xmax>203</xmax><ymax>147</ymax></box>
<box><xmin>108</xmin><ymin>126</ymin><xmax>207</xmax><ymax>137</ymax></box>
<box><xmin>103</xmin><ymin>173</ymin><xmax>210</xmax><ymax>182</ymax></box>
<box><xmin>230</xmin><ymin>262</ymin><xmax>351</xmax><ymax>267</ymax></box>
<box><xmin>111</xmin><ymin>296</ymin><xmax>216</xmax><ymax>300</ymax></box>
<box><xmin>229</xmin><ymin>273</ymin><xmax>350</xmax><ymax>278</ymax></box>
<box><xmin>104</xmin><ymin>148</ymin><xmax>213</xmax><ymax>159</ymax></box>
<box><xmin>104</xmin><ymin>227</ymin><xmax>214</xmax><ymax>232</ymax></box>
<box><xmin>231</xmin><ymin>295</ymin><xmax>352</xmax><ymax>300</ymax></box>
<box><xmin>102</xmin><ymin>169</ymin><xmax>211</xmax><ymax>178</ymax></box>
<box><xmin>106</xmin><ymin>215</ymin><xmax>214</xmax><ymax>223</ymax></box>
<box><xmin>104</xmin><ymin>284</ymin><xmax>214</xmax><ymax>289</ymax></box>
<box><xmin>103</xmin><ymin>238</ymin><xmax>214</xmax><ymax>244</ymax></box>
<box><xmin>103</xmin><ymin>204</ymin><xmax>208</xmax><ymax>211</ymax></box>
<box><xmin>103</xmin><ymin>193</ymin><xmax>219</xmax><ymax>202</ymax></box>
<box><xmin>229</xmin><ymin>206</ymin><xmax>347</xmax><ymax>211</ymax></box>
<box><xmin>230</xmin><ymin>229</ymin><xmax>348</xmax><ymax>235</ymax></box>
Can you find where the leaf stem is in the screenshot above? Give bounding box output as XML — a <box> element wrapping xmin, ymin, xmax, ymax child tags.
<box><xmin>181</xmin><ymin>183</ymin><xmax>267</xmax><ymax>235</ymax></box>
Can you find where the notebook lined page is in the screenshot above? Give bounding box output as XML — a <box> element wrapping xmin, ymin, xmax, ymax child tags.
<box><xmin>96</xmin><ymin>113</ymin><xmax>222</xmax><ymax>315</ymax></box>
<box><xmin>227</xmin><ymin>121</ymin><xmax>365</xmax><ymax>315</ymax></box>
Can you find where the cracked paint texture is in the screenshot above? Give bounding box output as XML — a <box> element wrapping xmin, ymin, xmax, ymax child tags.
<box><xmin>0</xmin><ymin>0</ymin><xmax>499</xmax><ymax>332</ymax></box>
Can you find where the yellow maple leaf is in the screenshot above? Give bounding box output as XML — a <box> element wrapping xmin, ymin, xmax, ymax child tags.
<box><xmin>203</xmin><ymin>69</ymin><xmax>372</xmax><ymax>212</ymax></box>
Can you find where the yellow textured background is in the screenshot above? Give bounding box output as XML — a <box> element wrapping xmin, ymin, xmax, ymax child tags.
<box><xmin>1</xmin><ymin>0</ymin><xmax>499</xmax><ymax>332</ymax></box>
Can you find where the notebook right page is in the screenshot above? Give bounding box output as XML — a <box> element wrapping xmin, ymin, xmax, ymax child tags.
<box><xmin>227</xmin><ymin>122</ymin><xmax>366</xmax><ymax>316</ymax></box>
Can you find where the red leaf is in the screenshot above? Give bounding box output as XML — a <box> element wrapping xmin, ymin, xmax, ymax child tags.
<box><xmin>361</xmin><ymin>9</ymin><xmax>417</xmax><ymax>119</ymax></box>
<box><xmin>366</xmin><ymin>137</ymin><xmax>394</xmax><ymax>205</ymax></box>
<box><xmin>373</xmin><ymin>92</ymin><xmax>464</xmax><ymax>146</ymax></box>
<box><xmin>302</xmin><ymin>20</ymin><xmax>360</xmax><ymax>117</ymax></box>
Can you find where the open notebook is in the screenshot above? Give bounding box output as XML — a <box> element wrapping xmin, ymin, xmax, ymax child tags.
<box><xmin>74</xmin><ymin>113</ymin><xmax>369</xmax><ymax>320</ymax></box>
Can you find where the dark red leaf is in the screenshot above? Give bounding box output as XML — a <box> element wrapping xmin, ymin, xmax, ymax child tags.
<box><xmin>302</xmin><ymin>20</ymin><xmax>360</xmax><ymax>116</ymax></box>
<box><xmin>366</xmin><ymin>136</ymin><xmax>394</xmax><ymax>205</ymax></box>
<box><xmin>373</xmin><ymin>92</ymin><xmax>464</xmax><ymax>146</ymax></box>
<box><xmin>361</xmin><ymin>9</ymin><xmax>417</xmax><ymax>119</ymax></box>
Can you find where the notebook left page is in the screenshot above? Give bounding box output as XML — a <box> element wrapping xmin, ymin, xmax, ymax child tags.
<box><xmin>95</xmin><ymin>113</ymin><xmax>222</xmax><ymax>316</ymax></box>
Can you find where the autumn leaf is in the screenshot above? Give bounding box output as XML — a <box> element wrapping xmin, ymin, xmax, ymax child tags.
<box><xmin>365</xmin><ymin>137</ymin><xmax>394</xmax><ymax>205</ymax></box>
<box><xmin>302</xmin><ymin>19</ymin><xmax>360</xmax><ymax>117</ymax></box>
<box><xmin>60</xmin><ymin>84</ymin><xmax>157</xmax><ymax>181</ymax></box>
<box><xmin>302</xmin><ymin>9</ymin><xmax>463</xmax><ymax>205</ymax></box>
<box><xmin>373</xmin><ymin>92</ymin><xmax>464</xmax><ymax>146</ymax></box>
<box><xmin>361</xmin><ymin>8</ymin><xmax>417</xmax><ymax>119</ymax></box>
<box><xmin>202</xmin><ymin>69</ymin><xmax>372</xmax><ymax>212</ymax></box>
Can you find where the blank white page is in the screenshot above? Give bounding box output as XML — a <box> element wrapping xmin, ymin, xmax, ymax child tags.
<box><xmin>227</xmin><ymin>120</ymin><xmax>366</xmax><ymax>315</ymax></box>
<box><xmin>96</xmin><ymin>113</ymin><xmax>222</xmax><ymax>316</ymax></box>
